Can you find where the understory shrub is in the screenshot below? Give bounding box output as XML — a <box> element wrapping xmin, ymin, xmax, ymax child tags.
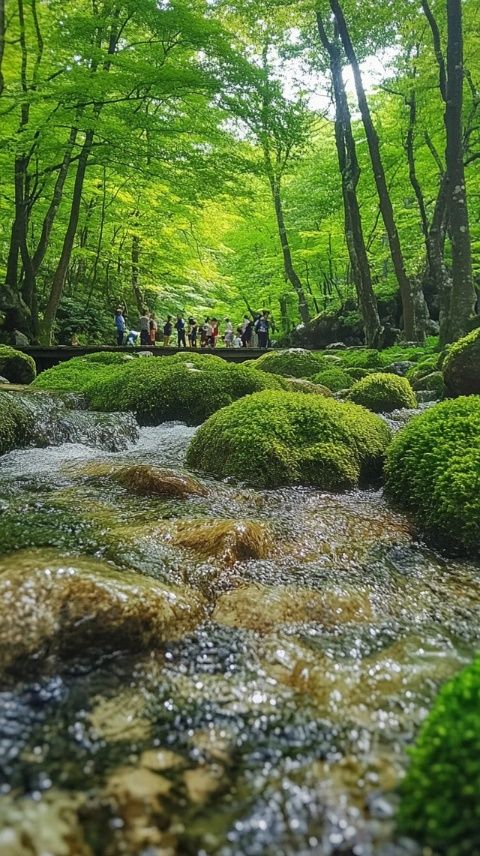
<box><xmin>385</xmin><ymin>397</ymin><xmax>480</xmax><ymax>553</ymax></box>
<box><xmin>398</xmin><ymin>657</ymin><xmax>480</xmax><ymax>853</ymax></box>
<box><xmin>252</xmin><ymin>348</ymin><xmax>323</xmax><ymax>378</ymax></box>
<box><xmin>348</xmin><ymin>372</ymin><xmax>417</xmax><ymax>412</ymax></box>
<box><xmin>34</xmin><ymin>352</ymin><xmax>286</xmax><ymax>425</ymax></box>
<box><xmin>0</xmin><ymin>345</ymin><xmax>36</xmax><ymax>384</ymax></box>
<box><xmin>311</xmin><ymin>367</ymin><xmax>355</xmax><ymax>392</ymax></box>
<box><xmin>186</xmin><ymin>390</ymin><xmax>391</xmax><ymax>490</ymax></box>
<box><xmin>443</xmin><ymin>327</ymin><xmax>480</xmax><ymax>396</ymax></box>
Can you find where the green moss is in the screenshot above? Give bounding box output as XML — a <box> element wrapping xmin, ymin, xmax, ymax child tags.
<box><xmin>398</xmin><ymin>657</ymin><xmax>480</xmax><ymax>853</ymax></box>
<box><xmin>252</xmin><ymin>349</ymin><xmax>324</xmax><ymax>378</ymax></box>
<box><xmin>0</xmin><ymin>391</ymin><xmax>33</xmax><ymax>455</ymax></box>
<box><xmin>406</xmin><ymin>355</ymin><xmax>440</xmax><ymax>384</ymax></box>
<box><xmin>0</xmin><ymin>345</ymin><xmax>36</xmax><ymax>384</ymax></box>
<box><xmin>336</xmin><ymin>349</ymin><xmax>382</xmax><ymax>370</ymax></box>
<box><xmin>345</xmin><ymin>367</ymin><xmax>372</xmax><ymax>380</ymax></box>
<box><xmin>411</xmin><ymin>371</ymin><xmax>445</xmax><ymax>398</ymax></box>
<box><xmin>348</xmin><ymin>372</ymin><xmax>417</xmax><ymax>412</ymax></box>
<box><xmin>34</xmin><ymin>353</ymin><xmax>285</xmax><ymax>426</ymax></box>
<box><xmin>385</xmin><ymin>397</ymin><xmax>480</xmax><ymax>553</ymax></box>
<box><xmin>311</xmin><ymin>368</ymin><xmax>355</xmax><ymax>392</ymax></box>
<box><xmin>186</xmin><ymin>390</ymin><xmax>391</xmax><ymax>490</ymax></box>
<box><xmin>443</xmin><ymin>327</ymin><xmax>480</xmax><ymax>396</ymax></box>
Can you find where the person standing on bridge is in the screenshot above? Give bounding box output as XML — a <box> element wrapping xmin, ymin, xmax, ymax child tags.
<box><xmin>115</xmin><ymin>308</ymin><xmax>125</xmax><ymax>346</ymax></box>
<box><xmin>176</xmin><ymin>314</ymin><xmax>187</xmax><ymax>348</ymax></box>
<box><xmin>139</xmin><ymin>308</ymin><xmax>150</xmax><ymax>347</ymax></box>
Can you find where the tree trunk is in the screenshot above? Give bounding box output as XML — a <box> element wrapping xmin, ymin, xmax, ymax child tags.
<box><xmin>268</xmin><ymin>171</ymin><xmax>310</xmax><ymax>325</ymax></box>
<box><xmin>40</xmin><ymin>130</ymin><xmax>94</xmax><ymax>343</ymax></box>
<box><xmin>330</xmin><ymin>0</ymin><xmax>417</xmax><ymax>340</ymax></box>
<box><xmin>131</xmin><ymin>233</ymin><xmax>144</xmax><ymax>312</ymax></box>
<box><xmin>443</xmin><ymin>0</ymin><xmax>475</xmax><ymax>341</ymax></box>
<box><xmin>316</xmin><ymin>12</ymin><xmax>381</xmax><ymax>347</ymax></box>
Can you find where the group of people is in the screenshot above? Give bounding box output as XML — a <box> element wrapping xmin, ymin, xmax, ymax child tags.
<box><xmin>114</xmin><ymin>307</ymin><xmax>273</xmax><ymax>349</ymax></box>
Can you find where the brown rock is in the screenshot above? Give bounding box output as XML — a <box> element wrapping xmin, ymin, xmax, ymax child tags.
<box><xmin>213</xmin><ymin>583</ymin><xmax>373</xmax><ymax>634</ymax></box>
<box><xmin>183</xmin><ymin>765</ymin><xmax>224</xmax><ymax>804</ymax></box>
<box><xmin>114</xmin><ymin>464</ymin><xmax>207</xmax><ymax>498</ymax></box>
<box><xmin>0</xmin><ymin>549</ymin><xmax>205</xmax><ymax>675</ymax></box>
<box><xmin>164</xmin><ymin>519</ymin><xmax>272</xmax><ymax>565</ymax></box>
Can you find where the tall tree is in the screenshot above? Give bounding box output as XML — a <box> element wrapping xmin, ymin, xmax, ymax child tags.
<box><xmin>329</xmin><ymin>0</ymin><xmax>420</xmax><ymax>340</ymax></box>
<box><xmin>443</xmin><ymin>0</ymin><xmax>475</xmax><ymax>340</ymax></box>
<box><xmin>316</xmin><ymin>11</ymin><xmax>381</xmax><ymax>346</ymax></box>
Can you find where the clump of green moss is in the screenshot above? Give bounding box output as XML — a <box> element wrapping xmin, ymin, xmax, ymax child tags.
<box><xmin>406</xmin><ymin>355</ymin><xmax>440</xmax><ymax>385</ymax></box>
<box><xmin>345</xmin><ymin>367</ymin><xmax>372</xmax><ymax>381</ymax></box>
<box><xmin>443</xmin><ymin>327</ymin><xmax>480</xmax><ymax>396</ymax></box>
<box><xmin>348</xmin><ymin>372</ymin><xmax>417</xmax><ymax>412</ymax></box>
<box><xmin>0</xmin><ymin>391</ymin><xmax>33</xmax><ymax>455</ymax></box>
<box><xmin>398</xmin><ymin>656</ymin><xmax>480</xmax><ymax>851</ymax></box>
<box><xmin>0</xmin><ymin>345</ymin><xmax>36</xmax><ymax>384</ymax></box>
<box><xmin>252</xmin><ymin>348</ymin><xmax>324</xmax><ymax>378</ymax></box>
<box><xmin>385</xmin><ymin>396</ymin><xmax>480</xmax><ymax>553</ymax></box>
<box><xmin>337</xmin><ymin>349</ymin><xmax>382</xmax><ymax>370</ymax></box>
<box><xmin>34</xmin><ymin>352</ymin><xmax>285</xmax><ymax>425</ymax></box>
<box><xmin>411</xmin><ymin>371</ymin><xmax>445</xmax><ymax>399</ymax></box>
<box><xmin>186</xmin><ymin>390</ymin><xmax>391</xmax><ymax>490</ymax></box>
<box><xmin>311</xmin><ymin>367</ymin><xmax>355</xmax><ymax>392</ymax></box>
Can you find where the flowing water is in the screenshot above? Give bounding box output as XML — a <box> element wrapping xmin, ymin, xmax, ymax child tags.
<box><xmin>0</xmin><ymin>393</ymin><xmax>479</xmax><ymax>855</ymax></box>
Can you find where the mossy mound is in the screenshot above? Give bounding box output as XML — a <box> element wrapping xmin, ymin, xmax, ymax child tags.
<box><xmin>33</xmin><ymin>353</ymin><xmax>285</xmax><ymax>425</ymax></box>
<box><xmin>186</xmin><ymin>390</ymin><xmax>391</xmax><ymax>490</ymax></box>
<box><xmin>252</xmin><ymin>348</ymin><xmax>323</xmax><ymax>378</ymax></box>
<box><xmin>411</xmin><ymin>371</ymin><xmax>445</xmax><ymax>399</ymax></box>
<box><xmin>443</xmin><ymin>327</ymin><xmax>480</xmax><ymax>396</ymax></box>
<box><xmin>398</xmin><ymin>657</ymin><xmax>480</xmax><ymax>852</ymax></box>
<box><xmin>281</xmin><ymin>377</ymin><xmax>332</xmax><ymax>396</ymax></box>
<box><xmin>348</xmin><ymin>372</ymin><xmax>417</xmax><ymax>413</ymax></box>
<box><xmin>311</xmin><ymin>368</ymin><xmax>355</xmax><ymax>392</ymax></box>
<box><xmin>406</xmin><ymin>355</ymin><xmax>440</xmax><ymax>385</ymax></box>
<box><xmin>337</xmin><ymin>349</ymin><xmax>382</xmax><ymax>370</ymax></box>
<box><xmin>0</xmin><ymin>390</ymin><xmax>33</xmax><ymax>455</ymax></box>
<box><xmin>0</xmin><ymin>345</ymin><xmax>36</xmax><ymax>384</ymax></box>
<box><xmin>385</xmin><ymin>397</ymin><xmax>480</xmax><ymax>553</ymax></box>
<box><xmin>345</xmin><ymin>367</ymin><xmax>372</xmax><ymax>381</ymax></box>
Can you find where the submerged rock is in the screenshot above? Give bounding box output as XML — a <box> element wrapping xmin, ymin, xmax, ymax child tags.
<box><xmin>113</xmin><ymin>464</ymin><xmax>207</xmax><ymax>497</ymax></box>
<box><xmin>161</xmin><ymin>518</ymin><xmax>272</xmax><ymax>564</ymax></box>
<box><xmin>0</xmin><ymin>791</ymin><xmax>89</xmax><ymax>856</ymax></box>
<box><xmin>0</xmin><ymin>550</ymin><xmax>205</xmax><ymax>675</ymax></box>
<box><xmin>213</xmin><ymin>583</ymin><xmax>373</xmax><ymax>633</ymax></box>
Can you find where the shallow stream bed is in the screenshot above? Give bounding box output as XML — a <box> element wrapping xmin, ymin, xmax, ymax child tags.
<box><xmin>0</xmin><ymin>410</ymin><xmax>479</xmax><ymax>855</ymax></box>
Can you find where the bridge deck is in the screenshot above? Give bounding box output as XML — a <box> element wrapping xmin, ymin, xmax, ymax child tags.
<box><xmin>18</xmin><ymin>345</ymin><xmax>275</xmax><ymax>373</ymax></box>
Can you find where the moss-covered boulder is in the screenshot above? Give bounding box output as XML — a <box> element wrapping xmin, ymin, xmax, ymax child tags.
<box><xmin>348</xmin><ymin>372</ymin><xmax>417</xmax><ymax>413</ymax></box>
<box><xmin>411</xmin><ymin>370</ymin><xmax>445</xmax><ymax>399</ymax></box>
<box><xmin>33</xmin><ymin>352</ymin><xmax>285</xmax><ymax>425</ymax></box>
<box><xmin>186</xmin><ymin>390</ymin><xmax>391</xmax><ymax>490</ymax></box>
<box><xmin>311</xmin><ymin>367</ymin><xmax>355</xmax><ymax>392</ymax></box>
<box><xmin>0</xmin><ymin>550</ymin><xmax>205</xmax><ymax>675</ymax></box>
<box><xmin>0</xmin><ymin>390</ymin><xmax>33</xmax><ymax>455</ymax></box>
<box><xmin>281</xmin><ymin>377</ymin><xmax>332</xmax><ymax>396</ymax></box>
<box><xmin>443</xmin><ymin>327</ymin><xmax>480</xmax><ymax>396</ymax></box>
<box><xmin>252</xmin><ymin>348</ymin><xmax>323</xmax><ymax>378</ymax></box>
<box><xmin>406</xmin><ymin>354</ymin><xmax>440</xmax><ymax>385</ymax></box>
<box><xmin>0</xmin><ymin>344</ymin><xmax>36</xmax><ymax>384</ymax></box>
<box><xmin>385</xmin><ymin>397</ymin><xmax>480</xmax><ymax>553</ymax></box>
<box><xmin>398</xmin><ymin>657</ymin><xmax>480</xmax><ymax>852</ymax></box>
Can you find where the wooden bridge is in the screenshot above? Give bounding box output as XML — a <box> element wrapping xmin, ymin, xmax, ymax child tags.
<box><xmin>18</xmin><ymin>345</ymin><xmax>271</xmax><ymax>373</ymax></box>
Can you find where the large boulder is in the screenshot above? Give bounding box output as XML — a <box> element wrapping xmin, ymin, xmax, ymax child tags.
<box><xmin>0</xmin><ymin>550</ymin><xmax>205</xmax><ymax>675</ymax></box>
<box><xmin>186</xmin><ymin>390</ymin><xmax>391</xmax><ymax>490</ymax></box>
<box><xmin>0</xmin><ymin>344</ymin><xmax>36</xmax><ymax>384</ymax></box>
<box><xmin>33</xmin><ymin>352</ymin><xmax>286</xmax><ymax>425</ymax></box>
<box><xmin>385</xmin><ymin>396</ymin><xmax>480</xmax><ymax>554</ymax></box>
<box><xmin>443</xmin><ymin>327</ymin><xmax>480</xmax><ymax>396</ymax></box>
<box><xmin>398</xmin><ymin>656</ymin><xmax>480</xmax><ymax>852</ymax></box>
<box><xmin>348</xmin><ymin>372</ymin><xmax>417</xmax><ymax>413</ymax></box>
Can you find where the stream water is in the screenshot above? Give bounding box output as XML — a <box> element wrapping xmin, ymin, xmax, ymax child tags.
<box><xmin>0</xmin><ymin>393</ymin><xmax>479</xmax><ymax>855</ymax></box>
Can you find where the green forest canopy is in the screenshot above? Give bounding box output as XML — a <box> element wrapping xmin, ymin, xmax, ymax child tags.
<box><xmin>0</xmin><ymin>0</ymin><xmax>478</xmax><ymax>346</ymax></box>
